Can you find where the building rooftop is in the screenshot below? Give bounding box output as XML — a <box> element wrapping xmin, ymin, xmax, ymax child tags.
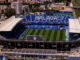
<box><xmin>0</xmin><ymin>16</ymin><xmax>22</xmax><ymax>32</ymax></box>
<box><xmin>69</xmin><ymin>19</ymin><xmax>80</xmax><ymax>33</ymax></box>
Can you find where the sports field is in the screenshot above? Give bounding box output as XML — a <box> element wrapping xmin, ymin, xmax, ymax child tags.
<box><xmin>22</xmin><ymin>29</ymin><xmax>66</xmax><ymax>41</ymax></box>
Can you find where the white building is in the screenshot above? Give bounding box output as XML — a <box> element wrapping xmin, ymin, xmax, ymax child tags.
<box><xmin>11</xmin><ymin>2</ymin><xmax>23</xmax><ymax>14</ymax></box>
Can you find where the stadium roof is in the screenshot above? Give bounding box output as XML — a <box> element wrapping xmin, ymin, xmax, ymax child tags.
<box><xmin>69</xmin><ymin>19</ymin><xmax>80</xmax><ymax>33</ymax></box>
<box><xmin>0</xmin><ymin>16</ymin><xmax>22</xmax><ymax>32</ymax></box>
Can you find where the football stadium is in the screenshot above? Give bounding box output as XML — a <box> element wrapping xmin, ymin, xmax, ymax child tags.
<box><xmin>20</xmin><ymin>11</ymin><xmax>73</xmax><ymax>41</ymax></box>
<box><xmin>0</xmin><ymin>11</ymin><xmax>74</xmax><ymax>41</ymax></box>
<box><xmin>0</xmin><ymin>0</ymin><xmax>80</xmax><ymax>60</ymax></box>
<box><xmin>0</xmin><ymin>11</ymin><xmax>80</xmax><ymax>60</ymax></box>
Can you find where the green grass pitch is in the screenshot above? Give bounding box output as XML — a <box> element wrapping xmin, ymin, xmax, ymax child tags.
<box><xmin>22</xmin><ymin>29</ymin><xmax>66</xmax><ymax>41</ymax></box>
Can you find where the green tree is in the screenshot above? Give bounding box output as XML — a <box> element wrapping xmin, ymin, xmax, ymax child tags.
<box><xmin>4</xmin><ymin>7</ymin><xmax>16</xmax><ymax>18</ymax></box>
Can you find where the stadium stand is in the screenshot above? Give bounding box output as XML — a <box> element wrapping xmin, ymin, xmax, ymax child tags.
<box><xmin>0</xmin><ymin>38</ymin><xmax>79</xmax><ymax>51</ymax></box>
<box><xmin>67</xmin><ymin>57</ymin><xmax>80</xmax><ymax>60</ymax></box>
<box><xmin>26</xmin><ymin>25</ymin><xmax>66</xmax><ymax>30</ymax></box>
<box><xmin>0</xmin><ymin>37</ymin><xmax>80</xmax><ymax>59</ymax></box>
<box><xmin>0</xmin><ymin>22</ymin><xmax>26</xmax><ymax>39</ymax></box>
<box><xmin>22</xmin><ymin>12</ymin><xmax>73</xmax><ymax>26</ymax></box>
<box><xmin>8</xmin><ymin>49</ymin><xmax>57</xmax><ymax>55</ymax></box>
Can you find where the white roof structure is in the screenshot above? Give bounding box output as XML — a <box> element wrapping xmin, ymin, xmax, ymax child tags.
<box><xmin>0</xmin><ymin>16</ymin><xmax>22</xmax><ymax>31</ymax></box>
<box><xmin>69</xmin><ymin>19</ymin><xmax>80</xmax><ymax>33</ymax></box>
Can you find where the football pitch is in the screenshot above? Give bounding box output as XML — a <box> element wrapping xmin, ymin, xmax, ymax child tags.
<box><xmin>22</xmin><ymin>29</ymin><xmax>66</xmax><ymax>41</ymax></box>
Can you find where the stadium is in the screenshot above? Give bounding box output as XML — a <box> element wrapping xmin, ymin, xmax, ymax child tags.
<box><xmin>0</xmin><ymin>0</ymin><xmax>80</xmax><ymax>60</ymax></box>
<box><xmin>0</xmin><ymin>11</ymin><xmax>80</xmax><ymax>60</ymax></box>
<box><xmin>0</xmin><ymin>11</ymin><xmax>74</xmax><ymax>41</ymax></box>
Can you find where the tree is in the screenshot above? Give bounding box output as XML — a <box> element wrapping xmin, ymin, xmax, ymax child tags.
<box><xmin>4</xmin><ymin>7</ymin><xmax>16</xmax><ymax>18</ymax></box>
